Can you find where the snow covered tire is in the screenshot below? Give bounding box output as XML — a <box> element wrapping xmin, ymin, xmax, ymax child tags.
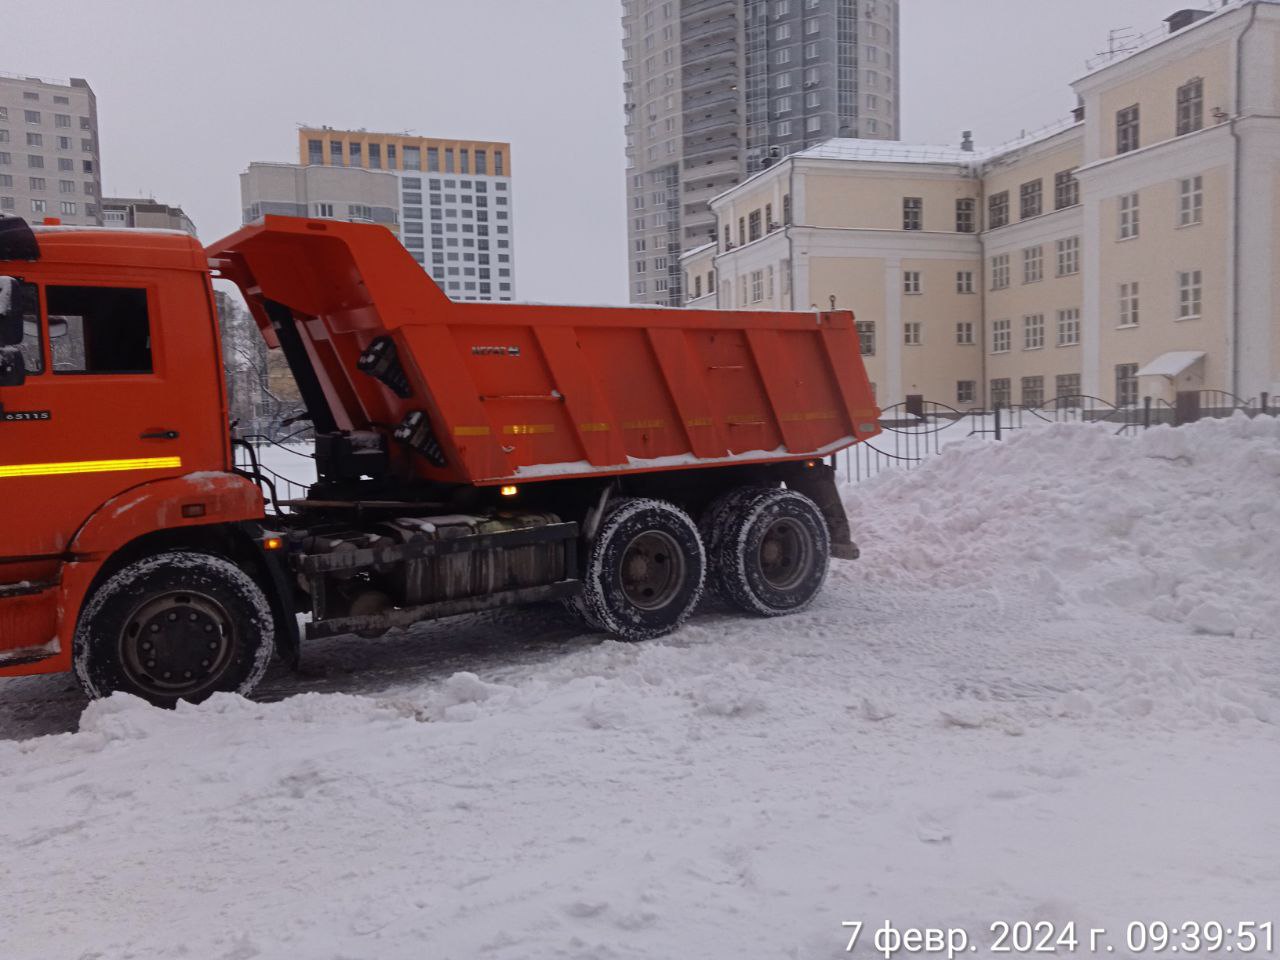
<box><xmin>73</xmin><ymin>551</ymin><xmax>275</xmax><ymax>707</ymax></box>
<box><xmin>706</xmin><ymin>487</ymin><xmax>830</xmax><ymax>616</ymax></box>
<box><xmin>575</xmin><ymin>498</ymin><xmax>705</xmax><ymax>641</ymax></box>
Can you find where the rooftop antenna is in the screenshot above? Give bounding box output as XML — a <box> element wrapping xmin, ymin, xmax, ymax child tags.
<box><xmin>1097</xmin><ymin>27</ymin><xmax>1139</xmax><ymax>63</ymax></box>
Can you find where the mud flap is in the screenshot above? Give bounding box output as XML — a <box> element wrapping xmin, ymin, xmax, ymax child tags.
<box><xmin>0</xmin><ymin>580</ymin><xmax>61</xmax><ymax>667</ymax></box>
<box><xmin>782</xmin><ymin>463</ymin><xmax>860</xmax><ymax>561</ymax></box>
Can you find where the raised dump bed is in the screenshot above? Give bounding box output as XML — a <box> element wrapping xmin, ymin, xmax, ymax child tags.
<box><xmin>209</xmin><ymin>217</ymin><xmax>881</xmax><ymax>485</ymax></box>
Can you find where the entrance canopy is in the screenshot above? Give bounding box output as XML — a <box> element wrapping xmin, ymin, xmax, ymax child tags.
<box><xmin>1136</xmin><ymin>351</ymin><xmax>1205</xmax><ymax>378</ymax></box>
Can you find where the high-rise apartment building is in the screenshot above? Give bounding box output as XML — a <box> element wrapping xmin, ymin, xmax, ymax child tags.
<box><xmin>0</xmin><ymin>74</ymin><xmax>102</xmax><ymax>226</ymax></box>
<box><xmin>242</xmin><ymin>129</ymin><xmax>515</xmax><ymax>302</ymax></box>
<box><xmin>623</xmin><ymin>0</ymin><xmax>900</xmax><ymax>305</ymax></box>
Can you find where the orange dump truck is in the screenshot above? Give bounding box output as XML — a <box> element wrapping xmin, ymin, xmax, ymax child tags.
<box><xmin>0</xmin><ymin>215</ymin><xmax>880</xmax><ymax>705</ymax></box>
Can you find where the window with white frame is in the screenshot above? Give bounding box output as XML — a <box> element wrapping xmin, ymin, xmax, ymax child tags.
<box><xmin>776</xmin><ymin>72</ymin><xmax>793</xmax><ymax>89</ymax></box>
<box><xmin>1176</xmin><ymin>78</ymin><xmax>1204</xmax><ymax>136</ymax></box>
<box><xmin>956</xmin><ymin>321</ymin><xmax>974</xmax><ymax>345</ymax></box>
<box><xmin>991</xmin><ymin>254</ymin><xmax>1010</xmax><ymax>290</ymax></box>
<box><xmin>1119</xmin><ymin>282</ymin><xmax>1140</xmax><ymax>326</ymax></box>
<box><xmin>856</xmin><ymin>320</ymin><xmax>875</xmax><ymax>356</ymax></box>
<box><xmin>776</xmin><ymin>48</ymin><xmax>792</xmax><ymax>65</ymax></box>
<box><xmin>1178</xmin><ymin>175</ymin><xmax>1203</xmax><ymax>227</ymax></box>
<box><xmin>776</xmin><ymin>95</ymin><xmax>793</xmax><ymax>113</ymax></box>
<box><xmin>1119</xmin><ymin>192</ymin><xmax>1139</xmax><ymax>239</ymax></box>
<box><xmin>767</xmin><ymin>265</ymin><xmax>775</xmax><ymax>299</ymax></box>
<box><xmin>776</xmin><ymin>23</ymin><xmax>791</xmax><ymax>40</ymax></box>
<box><xmin>957</xmin><ymin>271</ymin><xmax>974</xmax><ymax>294</ymax></box>
<box><xmin>903</xmin><ymin>270</ymin><xmax>921</xmax><ymax>295</ymax></box>
<box><xmin>957</xmin><ymin>381</ymin><xmax>976</xmax><ymax>404</ymax></box>
<box><xmin>904</xmin><ymin>322</ymin><xmax>922</xmax><ymax>345</ymax></box>
<box><xmin>1024</xmin><ymin>314</ymin><xmax>1045</xmax><ymax>349</ymax></box>
<box><xmin>1056</xmin><ymin>373</ymin><xmax>1081</xmax><ymax>400</ymax></box>
<box><xmin>806</xmin><ymin>116</ymin><xmax>822</xmax><ymax>133</ymax></box>
<box><xmin>1115</xmin><ymin>363</ymin><xmax>1138</xmax><ymax>407</ymax></box>
<box><xmin>776</xmin><ymin>120</ymin><xmax>793</xmax><ymax>136</ymax></box>
<box><xmin>1057</xmin><ymin>308</ymin><xmax>1080</xmax><ymax>346</ymax></box>
<box><xmin>750</xmin><ymin>271</ymin><xmax>764</xmax><ymax>303</ymax></box>
<box><xmin>992</xmin><ymin>318</ymin><xmax>1011</xmax><ymax>353</ymax></box>
<box><xmin>1023</xmin><ymin>246</ymin><xmax>1043</xmax><ymax>283</ymax></box>
<box><xmin>1178</xmin><ymin>270</ymin><xmax>1202</xmax><ymax>319</ymax></box>
<box><xmin>781</xmin><ymin>260</ymin><xmax>791</xmax><ymax>296</ymax></box>
<box><xmin>1056</xmin><ymin>236</ymin><xmax>1080</xmax><ymax>276</ymax></box>
<box><xmin>1021</xmin><ymin>376</ymin><xmax>1045</xmax><ymax>407</ymax></box>
<box><xmin>990</xmin><ymin>378</ymin><xmax>1011</xmax><ymax>406</ymax></box>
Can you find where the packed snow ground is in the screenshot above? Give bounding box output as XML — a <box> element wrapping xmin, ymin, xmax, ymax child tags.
<box><xmin>2</xmin><ymin>416</ymin><xmax>1278</xmax><ymax>959</ymax></box>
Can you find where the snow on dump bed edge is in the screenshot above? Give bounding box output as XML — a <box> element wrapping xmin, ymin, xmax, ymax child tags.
<box><xmin>0</xmin><ymin>416</ymin><xmax>1276</xmax><ymax>960</ymax></box>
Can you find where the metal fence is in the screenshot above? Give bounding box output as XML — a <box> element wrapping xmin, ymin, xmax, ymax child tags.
<box><xmin>836</xmin><ymin>390</ymin><xmax>1277</xmax><ymax>485</ymax></box>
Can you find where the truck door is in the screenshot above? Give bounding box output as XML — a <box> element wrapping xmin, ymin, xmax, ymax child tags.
<box><xmin>0</xmin><ymin>278</ymin><xmax>195</xmax><ymax>566</ymax></box>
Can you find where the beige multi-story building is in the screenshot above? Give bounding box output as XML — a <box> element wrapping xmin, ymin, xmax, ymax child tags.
<box><xmin>242</xmin><ymin>128</ymin><xmax>516</xmax><ymax>302</ymax></box>
<box><xmin>0</xmin><ymin>74</ymin><xmax>102</xmax><ymax>226</ymax></box>
<box><xmin>691</xmin><ymin>1</ymin><xmax>1280</xmax><ymax>408</ymax></box>
<box><xmin>624</xmin><ymin>0</ymin><xmax>901</xmax><ymax>306</ymax></box>
<box><xmin>102</xmin><ymin>196</ymin><xmax>197</xmax><ymax>236</ymax></box>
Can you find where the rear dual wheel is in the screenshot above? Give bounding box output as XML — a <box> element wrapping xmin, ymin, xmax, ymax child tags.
<box><xmin>702</xmin><ymin>487</ymin><xmax>830</xmax><ymax>616</ymax></box>
<box><xmin>574</xmin><ymin>498</ymin><xmax>705</xmax><ymax>641</ymax></box>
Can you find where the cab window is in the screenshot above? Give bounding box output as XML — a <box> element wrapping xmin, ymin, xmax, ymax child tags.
<box><xmin>48</xmin><ymin>286</ymin><xmax>152</xmax><ymax>374</ymax></box>
<box><xmin>17</xmin><ymin>283</ymin><xmax>43</xmax><ymax>374</ymax></box>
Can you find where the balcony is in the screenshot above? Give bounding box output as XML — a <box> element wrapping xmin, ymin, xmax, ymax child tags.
<box><xmin>681</xmin><ymin>15</ymin><xmax>736</xmax><ymax>45</ymax></box>
<box><xmin>683</xmin><ymin>110</ymin><xmax>739</xmax><ymax>136</ymax></box>
<box><xmin>683</xmin><ymin>156</ymin><xmax>739</xmax><ymax>181</ymax></box>
<box><xmin>682</xmin><ymin>38</ymin><xmax>736</xmax><ymax>67</ymax></box>
<box><xmin>683</xmin><ymin>88</ymin><xmax>738</xmax><ymax>112</ymax></box>
<box><xmin>682</xmin><ymin>0</ymin><xmax>734</xmax><ymax>17</ymax></box>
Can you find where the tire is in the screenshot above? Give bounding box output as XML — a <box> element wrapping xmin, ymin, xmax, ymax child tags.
<box><xmin>706</xmin><ymin>487</ymin><xmax>830</xmax><ymax>616</ymax></box>
<box><xmin>698</xmin><ymin>485</ymin><xmax>764</xmax><ymax>600</ymax></box>
<box><xmin>575</xmin><ymin>498</ymin><xmax>705</xmax><ymax>641</ymax></box>
<box><xmin>73</xmin><ymin>551</ymin><xmax>276</xmax><ymax>707</ymax></box>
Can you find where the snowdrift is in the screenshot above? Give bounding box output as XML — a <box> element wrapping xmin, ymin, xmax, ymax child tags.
<box><xmin>0</xmin><ymin>417</ymin><xmax>1276</xmax><ymax>960</ymax></box>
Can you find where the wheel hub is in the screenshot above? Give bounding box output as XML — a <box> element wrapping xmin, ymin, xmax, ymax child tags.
<box><xmin>758</xmin><ymin>517</ymin><xmax>811</xmax><ymax>590</ymax></box>
<box><xmin>620</xmin><ymin>531</ymin><xmax>685</xmax><ymax>611</ymax></box>
<box><xmin>119</xmin><ymin>592</ymin><xmax>235</xmax><ymax>696</ymax></box>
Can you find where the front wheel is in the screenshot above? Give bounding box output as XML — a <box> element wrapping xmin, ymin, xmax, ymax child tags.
<box><xmin>704</xmin><ymin>487</ymin><xmax>830</xmax><ymax>616</ymax></box>
<box><xmin>575</xmin><ymin>498</ymin><xmax>705</xmax><ymax>641</ymax></box>
<box><xmin>73</xmin><ymin>551</ymin><xmax>276</xmax><ymax>707</ymax></box>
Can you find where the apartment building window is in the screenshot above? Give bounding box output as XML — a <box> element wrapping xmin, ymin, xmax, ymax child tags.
<box><xmin>1119</xmin><ymin>282</ymin><xmax>1140</xmax><ymax>326</ymax></box>
<box><xmin>387</xmin><ymin>144</ymin><xmax>397</xmax><ymax>167</ymax></box>
<box><xmin>58</xmin><ymin>179</ymin><xmax>74</xmax><ymax>194</ymax></box>
<box><xmin>765</xmin><ymin>203</ymin><xmax>774</xmax><ymax>229</ymax></box>
<box><xmin>29</xmin><ymin>177</ymin><xmax>45</xmax><ymax>191</ymax></box>
<box><xmin>31</xmin><ymin>198</ymin><xmax>46</xmax><ymax>213</ymax></box>
<box><xmin>776</xmin><ymin>49</ymin><xmax>792</xmax><ymax>66</ymax></box>
<box><xmin>748</xmin><ymin>209</ymin><xmax>762</xmax><ymax>241</ymax></box>
<box><xmin>57</xmin><ymin>157</ymin><xmax>72</xmax><ymax>171</ymax></box>
<box><xmin>55</xmin><ymin>113</ymin><xmax>71</xmax><ymax>129</ymax></box>
<box><xmin>1056</xmin><ymin>373</ymin><xmax>1081</xmax><ymax>401</ymax></box>
<box><xmin>1115</xmin><ymin>363</ymin><xmax>1138</xmax><ymax>407</ymax></box>
<box><xmin>738</xmin><ymin>217</ymin><xmax>746</xmax><ymax>245</ymax></box>
<box><xmin>1024</xmin><ymin>314</ymin><xmax>1045</xmax><ymax>350</ymax></box>
<box><xmin>1054</xmin><ymin>169</ymin><xmax>1080</xmax><ymax>209</ymax></box>
<box><xmin>1177</xmin><ymin>78</ymin><xmax>1204</xmax><ymax>136</ymax></box>
<box><xmin>349</xmin><ymin>142</ymin><xmax>362</xmax><ymax>165</ymax></box>
<box><xmin>903</xmin><ymin>271</ymin><xmax>921</xmax><ymax>295</ymax></box>
<box><xmin>1057</xmin><ymin>308</ymin><xmax>1081</xmax><ymax>346</ymax></box>
<box><xmin>903</xmin><ymin>197</ymin><xmax>922</xmax><ymax>231</ymax></box>
<box><xmin>956</xmin><ymin>321</ymin><xmax>975</xmax><ymax>345</ymax></box>
<box><xmin>904</xmin><ymin>322</ymin><xmax>922</xmax><ymax>345</ymax></box>
<box><xmin>956</xmin><ymin>381</ymin><xmax>976</xmax><ymax>404</ymax></box>
<box><xmin>806</xmin><ymin>116</ymin><xmax>822</xmax><ymax>133</ymax></box>
<box><xmin>495</xmin><ymin>151</ymin><xmax>505</xmax><ymax>176</ymax></box>
<box><xmin>1178</xmin><ymin>176</ymin><xmax>1203</xmax><ymax>226</ymax></box>
<box><xmin>780</xmin><ymin>260</ymin><xmax>790</xmax><ymax>296</ymax></box>
<box><xmin>856</xmin><ymin>320</ymin><xmax>876</xmax><ymax>356</ymax></box>
<box><xmin>369</xmin><ymin>143</ymin><xmax>382</xmax><ymax>169</ymax></box>
<box><xmin>783</xmin><ymin>194</ymin><xmax>792</xmax><ymax>225</ymax></box>
<box><xmin>1178</xmin><ymin>270</ymin><xmax>1202</xmax><ymax>319</ymax></box>
<box><xmin>59</xmin><ymin>200</ymin><xmax>76</xmax><ymax>215</ymax></box>
<box><xmin>1020</xmin><ymin>179</ymin><xmax>1042</xmax><ymax>219</ymax></box>
<box><xmin>426</xmin><ymin>147</ymin><xmax>440</xmax><ymax>173</ymax></box>
<box><xmin>347</xmin><ymin>204</ymin><xmax>373</xmax><ymax>220</ymax></box>
<box><xmin>27</xmin><ymin>155</ymin><xmax>43</xmax><ymax>169</ymax></box>
<box><xmin>0</xmin><ymin>197</ymin><xmax>14</xmax><ymax>211</ymax></box>
<box><xmin>475</xmin><ymin>150</ymin><xmax>488</xmax><ymax>175</ymax></box>
<box><xmin>990</xmin><ymin>378</ymin><xmax>1011</xmax><ymax>407</ymax></box>
<box><xmin>723</xmin><ymin>225</ymin><xmax>732</xmax><ymax>250</ymax></box>
<box><xmin>988</xmin><ymin>191</ymin><xmax>1009</xmax><ymax>229</ymax></box>
<box><xmin>708</xmin><ymin>272</ymin><xmax>717</xmax><ymax>294</ymax></box>
<box><xmin>1116</xmin><ymin>104</ymin><xmax>1140</xmax><ymax>154</ymax></box>
<box><xmin>805</xmin><ymin>16</ymin><xmax>820</xmax><ymax>34</ymax></box>
<box><xmin>315</xmin><ymin>203</ymin><xmax>334</xmax><ymax>218</ymax></box>
<box><xmin>1023</xmin><ymin>246</ymin><xmax>1043</xmax><ymax>284</ymax></box>
<box><xmin>777</xmin><ymin>23</ymin><xmax>791</xmax><ymax>40</ymax></box>
<box><xmin>1118</xmin><ymin>192</ymin><xmax>1139</xmax><ymax>239</ymax></box>
<box><xmin>26</xmin><ymin>132</ymin><xmax>42</xmax><ymax>147</ymax></box>
<box><xmin>806</xmin><ymin>91</ymin><xmax>820</xmax><ymax>108</ymax></box>
<box><xmin>957</xmin><ymin>271</ymin><xmax>974</xmax><ymax>294</ymax></box>
<box><xmin>307</xmin><ymin>139</ymin><xmax>323</xmax><ymax>164</ymax></box>
<box><xmin>777</xmin><ymin>120</ymin><xmax>793</xmax><ymax>136</ymax></box>
<box><xmin>776</xmin><ymin>95</ymin><xmax>793</xmax><ymax>114</ymax></box>
<box><xmin>992</xmin><ymin>318</ymin><xmax>1011</xmax><ymax>353</ymax></box>
<box><xmin>776</xmin><ymin>72</ymin><xmax>793</xmax><ymax>89</ymax></box>
<box><xmin>0</xmin><ymin>153</ymin><xmax>9</xmax><ymax>166</ymax></box>
<box><xmin>740</xmin><ymin>275</ymin><xmax>748</xmax><ymax>305</ymax></box>
<box><xmin>991</xmin><ymin>254</ymin><xmax>1010</xmax><ymax>290</ymax></box>
<box><xmin>24</xmin><ymin>110</ymin><xmax>40</xmax><ymax>124</ymax></box>
<box><xmin>1056</xmin><ymin>236</ymin><xmax>1080</xmax><ymax>276</ymax></box>
<box><xmin>956</xmin><ymin>198</ymin><xmax>975</xmax><ymax>233</ymax></box>
<box><xmin>1021</xmin><ymin>376</ymin><xmax>1045</xmax><ymax>407</ymax></box>
<box><xmin>329</xmin><ymin>140</ymin><xmax>342</xmax><ymax>165</ymax></box>
<box><xmin>748</xmin><ymin>269</ymin><xmax>764</xmax><ymax>302</ymax></box>
<box><xmin>634</xmin><ymin>260</ymin><xmax>646</xmax><ymax>275</ymax></box>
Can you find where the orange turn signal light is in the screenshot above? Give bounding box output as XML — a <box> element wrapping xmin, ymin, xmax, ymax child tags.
<box><xmin>500</xmin><ymin>485</ymin><xmax>519</xmax><ymax>497</ymax></box>
<box><xmin>263</xmin><ymin>536</ymin><xmax>284</xmax><ymax>551</ymax></box>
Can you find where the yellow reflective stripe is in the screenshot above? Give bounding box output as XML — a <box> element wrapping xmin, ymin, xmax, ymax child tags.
<box><xmin>0</xmin><ymin>456</ymin><xmax>182</xmax><ymax>479</ymax></box>
<box><xmin>578</xmin><ymin>422</ymin><xmax>611</xmax><ymax>433</ymax></box>
<box><xmin>503</xmin><ymin>424</ymin><xmax>554</xmax><ymax>436</ymax></box>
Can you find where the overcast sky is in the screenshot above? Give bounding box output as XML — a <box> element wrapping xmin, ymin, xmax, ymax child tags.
<box><xmin>10</xmin><ymin>0</ymin><xmax>1194</xmax><ymax>304</ymax></box>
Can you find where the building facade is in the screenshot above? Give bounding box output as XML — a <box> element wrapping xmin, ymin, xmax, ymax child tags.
<box><xmin>623</xmin><ymin>0</ymin><xmax>900</xmax><ymax>306</ymax></box>
<box><xmin>102</xmin><ymin>196</ymin><xmax>197</xmax><ymax>236</ymax></box>
<box><xmin>0</xmin><ymin>74</ymin><xmax>102</xmax><ymax>226</ymax></box>
<box><xmin>692</xmin><ymin>1</ymin><xmax>1280</xmax><ymax>408</ymax></box>
<box><xmin>241</xmin><ymin>128</ymin><xmax>516</xmax><ymax>302</ymax></box>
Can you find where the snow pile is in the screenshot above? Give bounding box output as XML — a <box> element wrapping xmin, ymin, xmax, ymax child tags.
<box><xmin>847</xmin><ymin>413</ymin><xmax>1280</xmax><ymax>638</ymax></box>
<box><xmin>0</xmin><ymin>417</ymin><xmax>1276</xmax><ymax>959</ymax></box>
